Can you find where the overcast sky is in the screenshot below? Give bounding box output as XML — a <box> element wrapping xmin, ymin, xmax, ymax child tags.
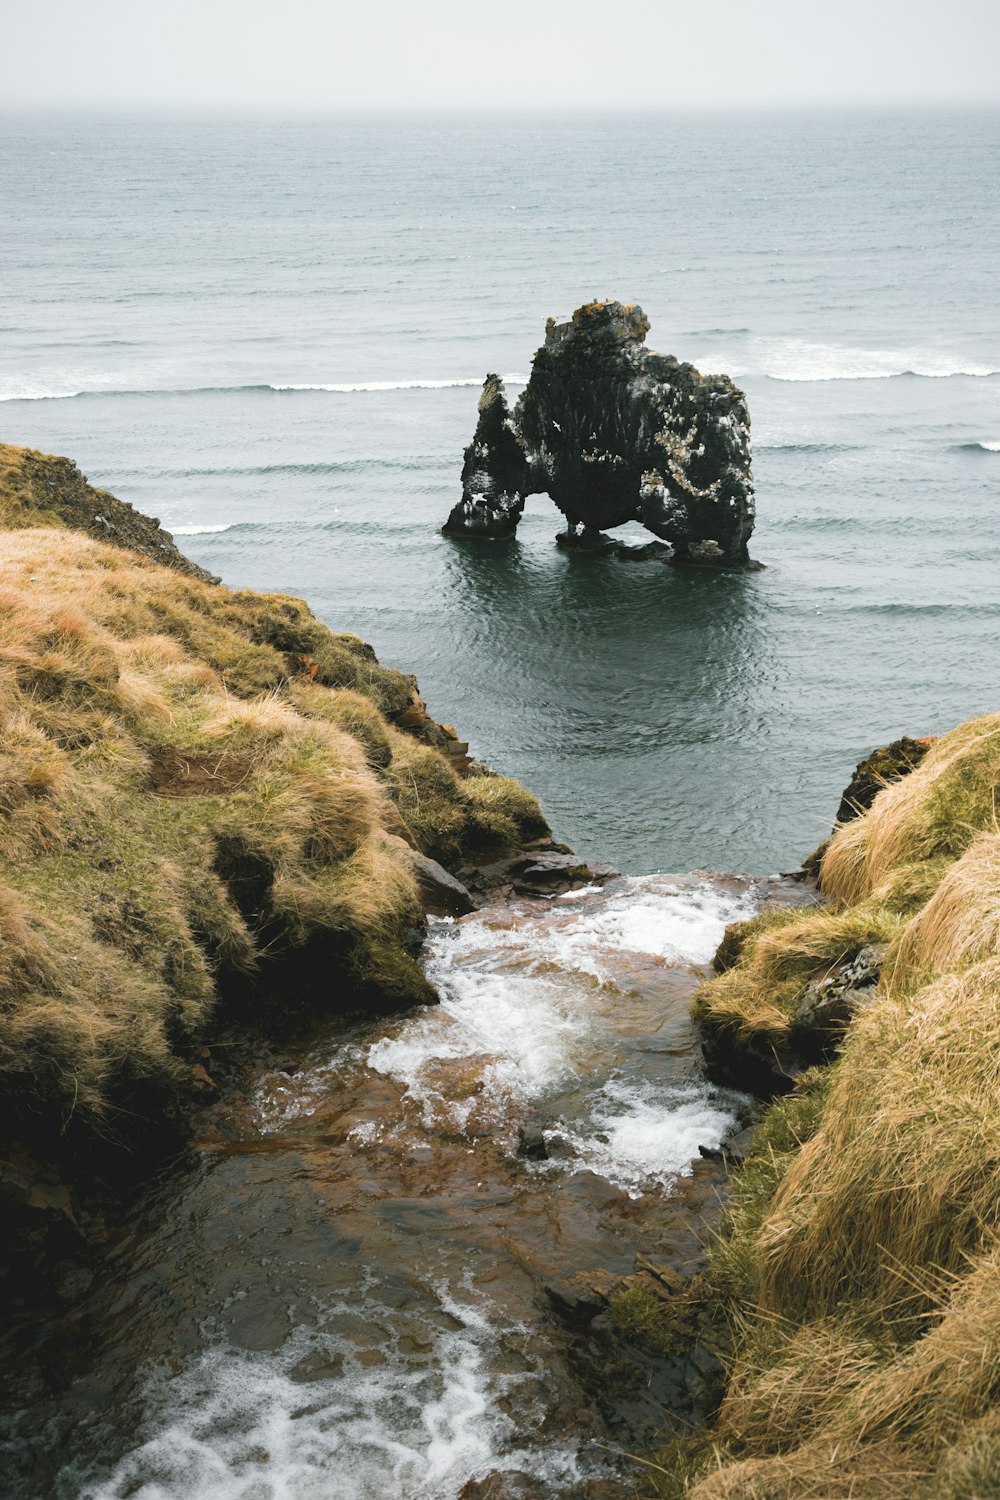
<box><xmin>4</xmin><ymin>0</ymin><xmax>999</xmax><ymax>111</ymax></box>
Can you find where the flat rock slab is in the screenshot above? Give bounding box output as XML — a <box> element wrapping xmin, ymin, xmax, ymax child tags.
<box><xmin>511</xmin><ymin>853</ymin><xmax>619</xmax><ymax>894</ymax></box>
<box><xmin>409</xmin><ymin>851</ymin><xmax>475</xmax><ymax>916</ymax></box>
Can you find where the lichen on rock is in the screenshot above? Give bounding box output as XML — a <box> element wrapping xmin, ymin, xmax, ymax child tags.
<box><xmin>443</xmin><ymin>301</ymin><xmax>756</xmax><ymax>568</ymax></box>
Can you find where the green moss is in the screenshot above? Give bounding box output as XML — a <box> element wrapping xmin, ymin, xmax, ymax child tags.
<box><xmin>609</xmin><ymin>1284</ymin><xmax>683</xmax><ymax>1359</ymax></box>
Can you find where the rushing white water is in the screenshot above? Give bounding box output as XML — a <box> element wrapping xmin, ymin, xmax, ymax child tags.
<box><xmin>256</xmin><ymin>875</ymin><xmax>755</xmax><ymax>1185</ymax></box>
<box><xmin>58</xmin><ymin>874</ymin><xmax>762</xmax><ymax>1500</ymax></box>
<box><xmin>77</xmin><ymin>1284</ymin><xmax>585</xmax><ymax>1500</ymax></box>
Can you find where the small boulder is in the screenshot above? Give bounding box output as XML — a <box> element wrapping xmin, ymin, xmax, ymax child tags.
<box><xmin>516</xmin><ymin>1118</ymin><xmax>549</xmax><ymax>1160</ymax></box>
<box><xmin>408</xmin><ymin>850</ymin><xmax>475</xmax><ymax>916</ymax></box>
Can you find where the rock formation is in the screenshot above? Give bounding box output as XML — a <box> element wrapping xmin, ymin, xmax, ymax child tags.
<box><xmin>443</xmin><ymin>301</ymin><xmax>755</xmax><ymax>567</ymax></box>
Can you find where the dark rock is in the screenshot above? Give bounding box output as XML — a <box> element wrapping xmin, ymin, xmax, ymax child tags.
<box><xmin>443</xmin><ymin>374</ymin><xmax>534</xmax><ymax>538</ymax></box>
<box><xmin>544</xmin><ymin>1277</ymin><xmax>609</xmax><ymax>1328</ymax></box>
<box><xmin>459</xmin><ymin>1476</ymin><xmax>630</xmax><ymax>1500</ymax></box>
<box><xmin>836</xmin><ymin>736</ymin><xmax>933</xmax><ymax>825</ymax></box>
<box><xmin>790</xmin><ymin>943</ymin><xmax>887</xmax><ymax>1061</ymax></box>
<box><xmin>698</xmin><ymin>1021</ymin><xmax>801</xmax><ymax>1098</ymax></box>
<box><xmin>516</xmin><ymin>1118</ymin><xmax>549</xmax><ymax>1160</ymax></box>
<box><xmin>697</xmin><ymin>1125</ymin><xmax>755</xmax><ymax>1167</ymax></box>
<box><xmin>684</xmin><ymin>1340</ymin><xmax>726</xmax><ymax>1410</ymax></box>
<box><xmin>702</xmin><ymin>943</ymin><xmax>889</xmax><ymax>1094</ymax></box>
<box><xmin>511</xmin><ymin>852</ymin><xmax>619</xmax><ymax>894</ymax></box>
<box><xmin>408</xmin><ymin>850</ymin><xmax>475</xmax><ymax>916</ymax></box>
<box><xmin>443</xmin><ymin>301</ymin><xmax>755</xmax><ymax>568</ymax></box>
<box><xmin>458</xmin><ymin>1475</ymin><xmax>547</xmax><ymax>1500</ymax></box>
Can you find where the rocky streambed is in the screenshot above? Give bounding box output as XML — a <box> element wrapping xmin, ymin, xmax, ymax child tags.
<box><xmin>2</xmin><ymin>870</ymin><xmax>810</xmax><ymax>1500</ymax></box>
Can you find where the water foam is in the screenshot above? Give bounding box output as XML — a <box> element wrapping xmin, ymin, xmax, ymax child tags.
<box><xmin>0</xmin><ymin>384</ymin><xmax>82</xmax><ymax>402</ymax></box>
<box><xmin>697</xmin><ymin>337</ymin><xmax>999</xmax><ymax>383</ymax></box>
<box><xmin>0</xmin><ymin>375</ymin><xmax>531</xmax><ymax>402</ymax></box>
<box><xmin>560</xmin><ymin>1079</ymin><xmax>739</xmax><ymax>1198</ymax></box>
<box><xmin>270</xmin><ymin>374</ymin><xmax>530</xmax><ymax>392</ymax></box>
<box><xmin>76</xmin><ymin>1287</ymin><xmax>584</xmax><ymax>1500</ymax></box>
<box><xmin>562</xmin><ymin>877</ymin><xmax>756</xmax><ymax>968</ymax></box>
<box><xmin>366</xmin><ymin>877</ymin><xmax>754</xmax><ymax>1178</ymax></box>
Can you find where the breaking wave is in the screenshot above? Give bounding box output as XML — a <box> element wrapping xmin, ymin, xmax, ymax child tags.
<box><xmin>696</xmin><ymin>337</ymin><xmax>999</xmax><ymax>383</ymax></box>
<box><xmin>0</xmin><ymin>375</ymin><xmax>530</xmax><ymax>403</ymax></box>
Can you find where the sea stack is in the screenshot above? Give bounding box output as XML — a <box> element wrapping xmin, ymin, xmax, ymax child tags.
<box><xmin>443</xmin><ymin>300</ymin><xmax>756</xmax><ymax>567</ymax></box>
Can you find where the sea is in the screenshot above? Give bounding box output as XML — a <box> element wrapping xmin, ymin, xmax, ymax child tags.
<box><xmin>3</xmin><ymin>108</ymin><xmax>1000</xmax><ymax>1500</ymax></box>
<box><xmin>2</xmin><ymin>110</ymin><xmax>999</xmax><ymax>874</ymax></box>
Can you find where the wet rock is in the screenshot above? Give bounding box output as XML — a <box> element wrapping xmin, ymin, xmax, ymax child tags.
<box><xmin>459</xmin><ymin>1475</ymin><xmax>632</xmax><ymax>1500</ymax></box>
<box><xmin>190</xmin><ymin>1062</ymin><xmax>218</xmax><ymax>1095</ymax></box>
<box><xmin>698</xmin><ymin>1124</ymin><xmax>755</xmax><ymax>1167</ymax></box>
<box><xmin>443</xmin><ymin>374</ymin><xmax>534</xmax><ymax>538</ymax></box>
<box><xmin>791</xmin><ymin>943</ymin><xmax>887</xmax><ymax>1060</ymax></box>
<box><xmin>443</xmin><ymin>301</ymin><xmax>756</xmax><ymax>568</ymax></box>
<box><xmin>516</xmin><ymin>1118</ymin><xmax>549</xmax><ymax>1160</ymax></box>
<box><xmin>684</xmin><ymin>1339</ymin><xmax>726</xmax><ymax>1410</ymax></box>
<box><xmin>544</xmin><ymin>1276</ymin><xmax>610</xmax><ymax>1328</ymax></box>
<box><xmin>408</xmin><ymin>849</ymin><xmax>475</xmax><ymax>917</ymax></box>
<box><xmin>510</xmin><ymin>852</ymin><xmax>619</xmax><ymax>896</ymax></box>
<box><xmin>458</xmin><ymin>1474</ymin><xmax>547</xmax><ymax>1500</ymax></box>
<box><xmin>458</xmin><ymin>846</ymin><xmax>615</xmax><ymax>902</ymax></box>
<box><xmin>0</xmin><ymin>1144</ymin><xmax>77</xmax><ymax>1224</ymax></box>
<box><xmin>698</xmin><ymin>1022</ymin><xmax>801</xmax><ymax>1098</ymax></box>
<box><xmin>632</xmin><ymin>1255</ymin><xmax>689</xmax><ymax>1296</ymax></box>
<box><xmin>836</xmin><ymin>736</ymin><xmax>933</xmax><ymax>824</ymax></box>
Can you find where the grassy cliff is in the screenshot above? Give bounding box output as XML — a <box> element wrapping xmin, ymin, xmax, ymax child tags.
<box><xmin>645</xmin><ymin>714</ymin><xmax>1000</xmax><ymax>1497</ymax></box>
<box><xmin>0</xmin><ymin>442</ymin><xmax>547</xmax><ymax>1162</ymax></box>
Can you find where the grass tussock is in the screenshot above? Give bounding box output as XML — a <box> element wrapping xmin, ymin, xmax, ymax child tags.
<box><xmin>672</xmin><ymin>711</ymin><xmax>1000</xmax><ymax>1496</ymax></box>
<box><xmin>693</xmin><ymin>902</ymin><xmax>901</xmax><ymax>1055</ymax></box>
<box><xmin>0</xmin><ymin>518</ymin><xmax>545</xmax><ymax>1147</ymax></box>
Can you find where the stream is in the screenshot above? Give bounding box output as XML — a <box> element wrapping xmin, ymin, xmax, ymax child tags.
<box><xmin>3</xmin><ymin>873</ymin><xmax>799</xmax><ymax>1499</ymax></box>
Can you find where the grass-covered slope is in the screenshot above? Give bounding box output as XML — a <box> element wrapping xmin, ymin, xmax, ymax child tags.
<box><xmin>0</xmin><ymin>441</ymin><xmax>215</xmax><ymax>582</ymax></box>
<box><xmin>660</xmin><ymin>713</ymin><xmax>1000</xmax><ymax>1497</ymax></box>
<box><xmin>0</xmin><ymin>444</ymin><xmax>547</xmax><ymax>1155</ymax></box>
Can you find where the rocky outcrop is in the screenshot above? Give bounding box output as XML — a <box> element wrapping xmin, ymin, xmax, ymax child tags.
<box><xmin>443</xmin><ymin>302</ymin><xmax>756</xmax><ymax>568</ymax></box>
<box><xmin>443</xmin><ymin>374</ymin><xmax>534</xmax><ymax>538</ymax></box>
<box><xmin>0</xmin><ymin>442</ymin><xmax>217</xmax><ymax>582</ymax></box>
<box><xmin>835</xmin><ymin>734</ymin><xmax>933</xmax><ymax>824</ymax></box>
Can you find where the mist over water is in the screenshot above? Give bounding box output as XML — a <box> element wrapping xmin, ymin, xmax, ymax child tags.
<box><xmin>2</xmin><ymin>110</ymin><xmax>999</xmax><ymax>871</ymax></box>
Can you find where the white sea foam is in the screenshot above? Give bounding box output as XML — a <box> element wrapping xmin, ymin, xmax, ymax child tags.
<box><xmin>560</xmin><ymin>1079</ymin><xmax>737</xmax><ymax>1198</ymax></box>
<box><xmin>0</xmin><ymin>384</ymin><xmax>81</xmax><ymax>402</ymax></box>
<box><xmin>0</xmin><ymin>373</ymin><xmax>533</xmax><ymax>402</ymax></box>
<box><xmin>77</xmin><ymin>1288</ymin><xmax>584</xmax><ymax>1500</ymax></box>
<box><xmin>270</xmin><ymin>373</ymin><xmax>530</xmax><ymax>393</ymax></box>
<box><xmin>976</xmin><ymin>440</ymin><xmax>1000</xmax><ymax>452</ymax></box>
<box><xmin>170</xmin><ymin>523</ymin><xmax>232</xmax><ymax>535</ymax></box>
<box><xmin>696</xmin><ymin>337</ymin><xmax>999</xmax><ymax>383</ymax></box>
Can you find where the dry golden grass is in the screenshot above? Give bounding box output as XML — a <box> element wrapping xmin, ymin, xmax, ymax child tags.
<box><xmin>820</xmin><ymin>712</ymin><xmax>1000</xmax><ymax>908</ymax></box>
<box><xmin>660</xmin><ymin>711</ymin><xmax>1000</xmax><ymax>1499</ymax></box>
<box><xmin>693</xmin><ymin>902</ymin><xmax>901</xmax><ymax>1048</ymax></box>
<box><xmin>0</xmin><ymin>520</ymin><xmax>545</xmax><ymax>1145</ymax></box>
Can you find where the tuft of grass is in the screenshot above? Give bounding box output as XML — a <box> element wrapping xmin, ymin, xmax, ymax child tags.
<box><xmin>383</xmin><ymin>732</ymin><xmax>548</xmax><ymax>864</ymax></box>
<box><xmin>678</xmin><ymin>711</ymin><xmax>1000</xmax><ymax>1497</ymax></box>
<box><xmin>694</xmin><ymin>903</ymin><xmax>900</xmax><ymax>1055</ymax></box>
<box><xmin>820</xmin><ymin>712</ymin><xmax>1000</xmax><ymax>909</ymax></box>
